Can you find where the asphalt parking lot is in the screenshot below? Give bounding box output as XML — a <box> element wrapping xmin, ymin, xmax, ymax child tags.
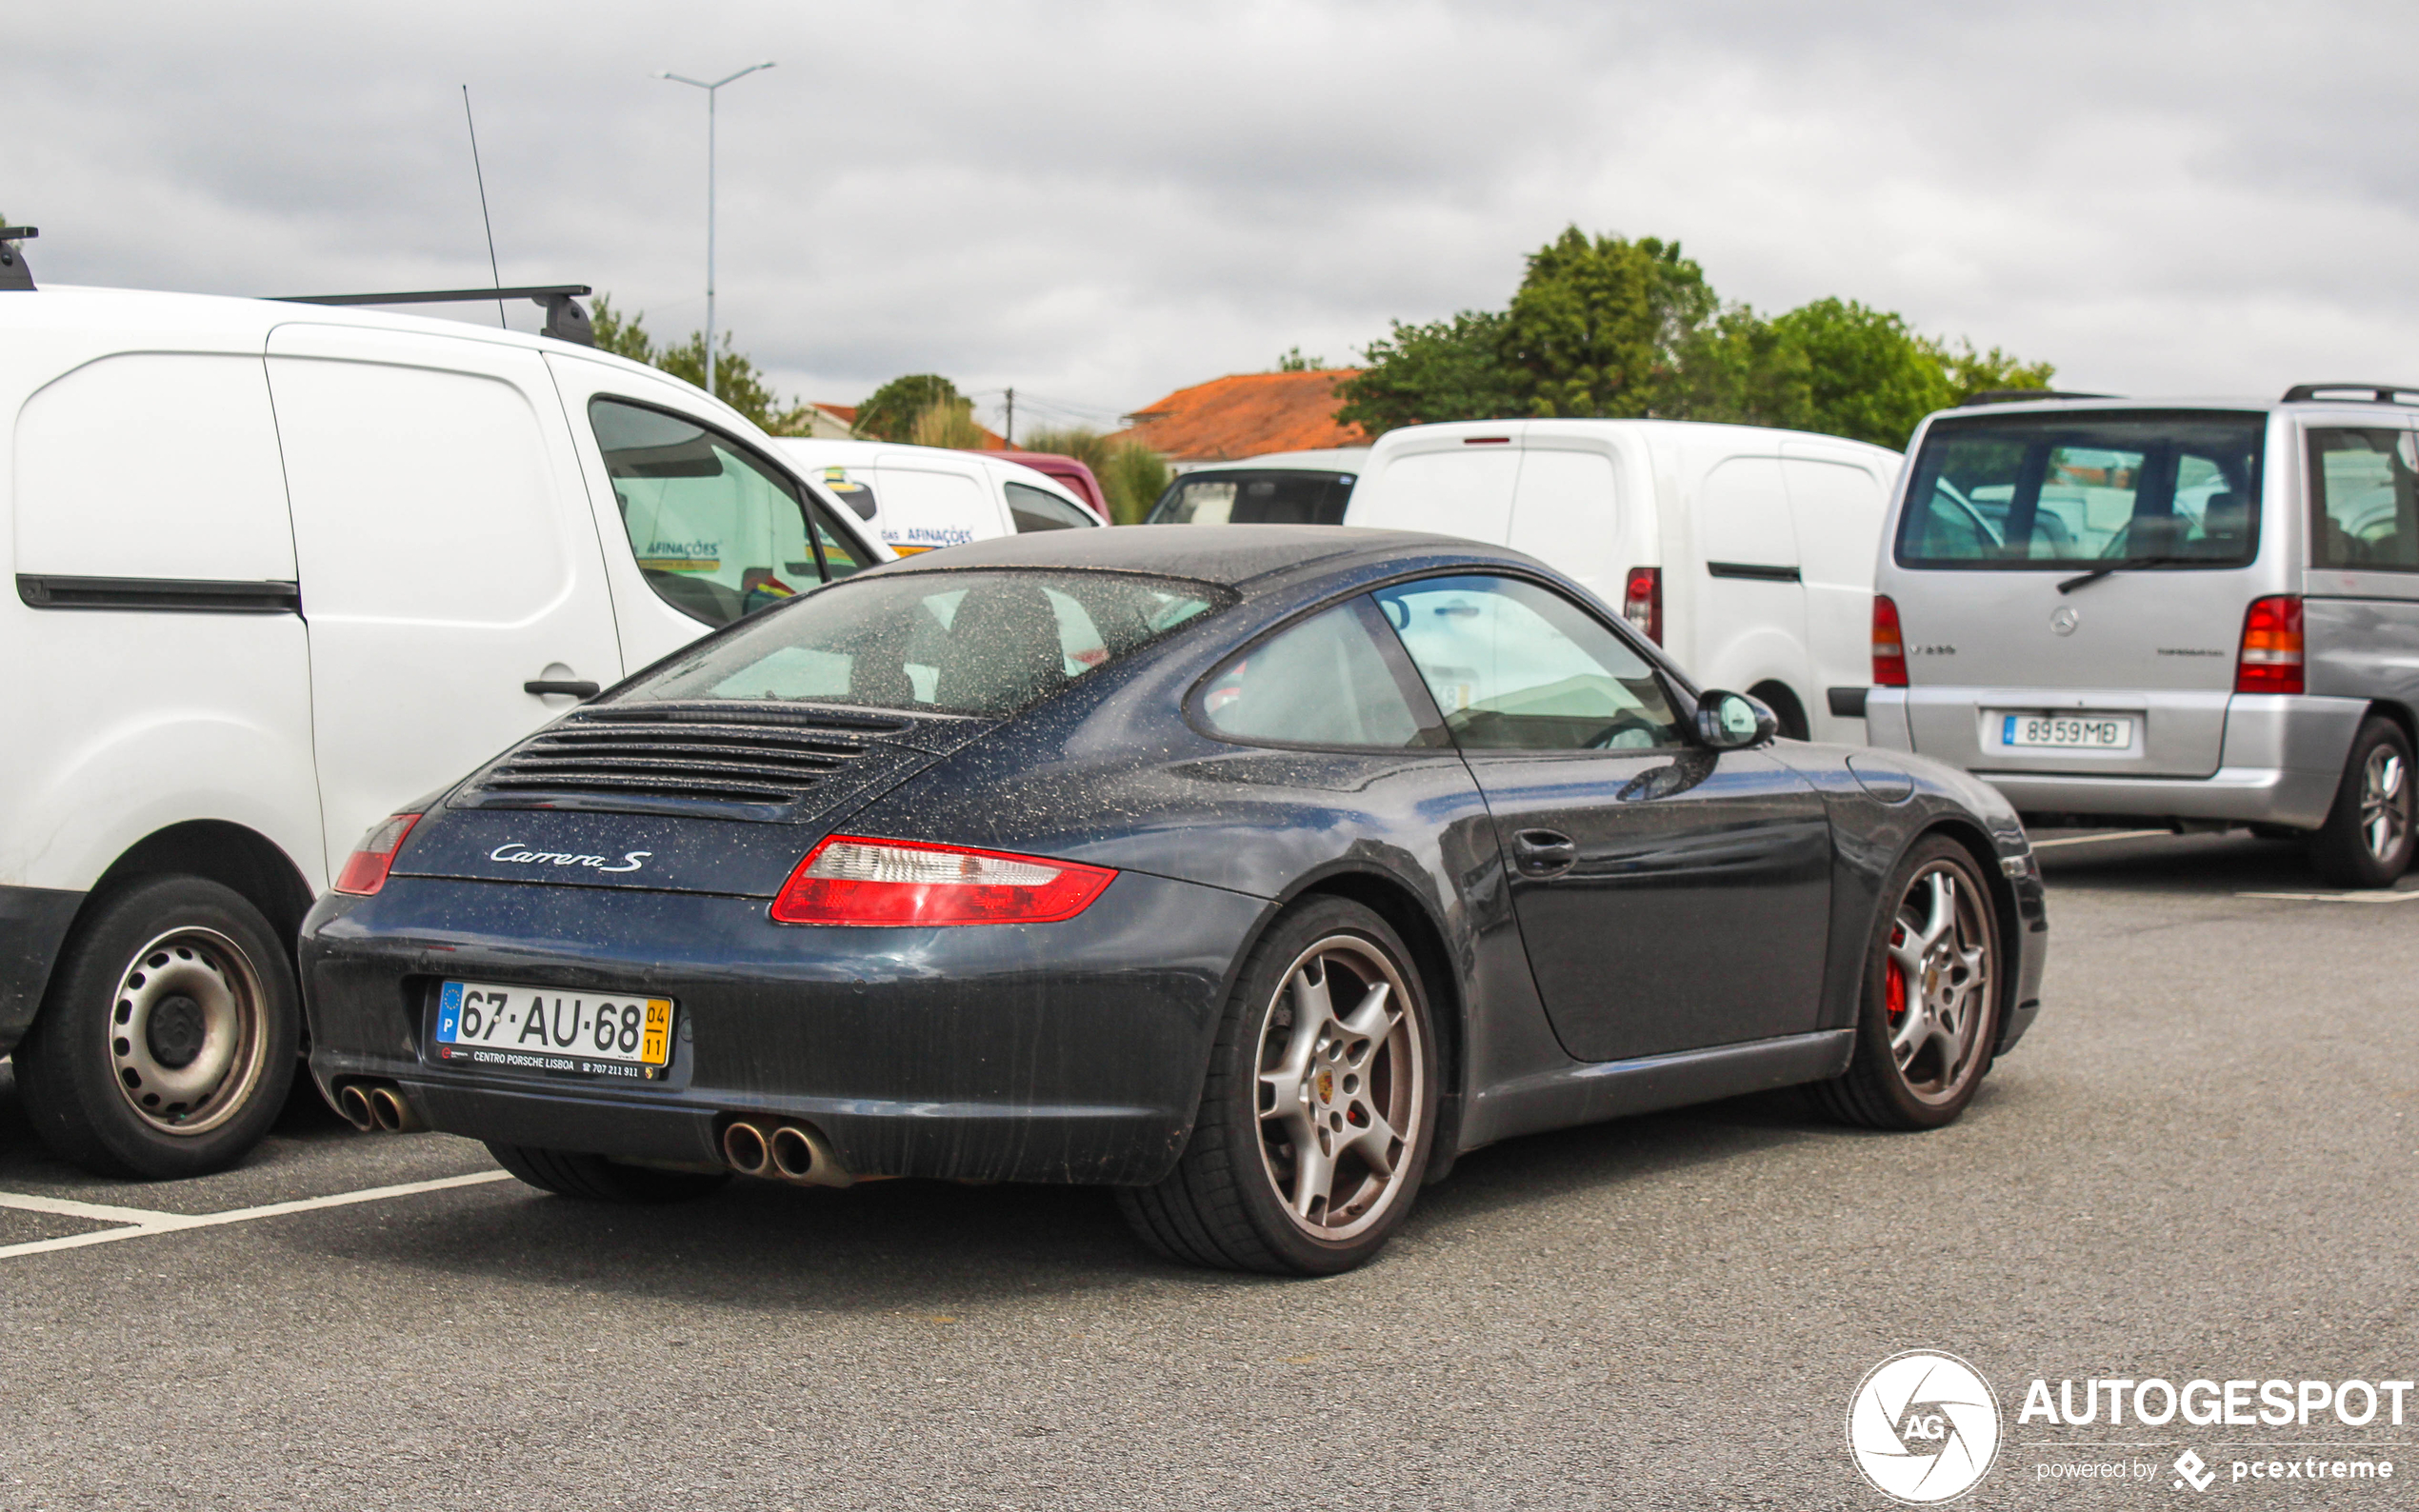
<box><xmin>3</xmin><ymin>829</ymin><xmax>2415</xmax><ymax>1510</ymax></box>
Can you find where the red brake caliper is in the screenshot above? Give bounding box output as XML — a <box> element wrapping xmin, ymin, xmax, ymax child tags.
<box><xmin>1885</xmin><ymin>925</ymin><xmax>1909</xmax><ymax>1020</ymax></box>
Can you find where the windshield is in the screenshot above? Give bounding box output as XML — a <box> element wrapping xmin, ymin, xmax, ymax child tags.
<box><xmin>1897</xmin><ymin>411</ymin><xmax>2266</xmax><ymax>569</ymax></box>
<box><xmin>1149</xmin><ymin>470</ymin><xmax>1354</xmax><ymax>526</ymax></box>
<box><xmin>624</xmin><ymin>569</ymin><xmax>1230</xmax><ymax>716</ymax></box>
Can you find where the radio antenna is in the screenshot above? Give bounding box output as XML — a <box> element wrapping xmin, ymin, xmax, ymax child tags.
<box><xmin>461</xmin><ymin>85</ymin><xmax>506</xmax><ymax>328</ymax></box>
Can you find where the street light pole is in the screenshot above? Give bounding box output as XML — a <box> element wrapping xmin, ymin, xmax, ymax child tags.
<box><xmin>655</xmin><ymin>61</ymin><xmax>774</xmax><ymax>402</ymax></box>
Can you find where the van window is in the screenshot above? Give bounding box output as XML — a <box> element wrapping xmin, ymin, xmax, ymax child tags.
<box><xmin>1198</xmin><ymin>600</ymin><xmax>1436</xmax><ymax>748</ymax></box>
<box><xmin>1007</xmin><ymin>481</ymin><xmax>1094</xmax><ymax>532</ymax></box>
<box><xmin>2309</xmin><ymin>428</ymin><xmax>2419</xmax><ymax>571</ymax></box>
<box><xmin>1897</xmin><ymin>411</ymin><xmax>2265</xmax><ymax>569</ymax></box>
<box><xmin>590</xmin><ymin>399</ymin><xmax>861</xmax><ymax>627</ymax></box>
<box><xmin>1372</xmin><ymin>574</ymin><xmax>1683</xmax><ymax>751</ymax></box>
<box><xmin>1149</xmin><ymin>470</ymin><xmax>1352</xmax><ymax>526</ymax></box>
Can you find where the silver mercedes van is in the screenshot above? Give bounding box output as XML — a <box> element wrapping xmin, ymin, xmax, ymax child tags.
<box><xmin>1866</xmin><ymin>385</ymin><xmax>2419</xmax><ymax>886</ymax></box>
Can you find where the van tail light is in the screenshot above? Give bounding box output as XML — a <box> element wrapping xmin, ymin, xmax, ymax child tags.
<box><xmin>1872</xmin><ymin>594</ymin><xmax>1909</xmax><ymax>687</ymax></box>
<box><xmin>333</xmin><ymin>813</ymin><xmax>421</xmax><ymax>896</ymax></box>
<box><xmin>2235</xmin><ymin>594</ymin><xmax>2305</xmax><ymax>694</ymax></box>
<box><xmin>1623</xmin><ymin>567</ymin><xmax>1663</xmax><ymax>644</ymax></box>
<box><xmin>770</xmin><ymin>835</ymin><xmax>1117</xmax><ymax>926</ymax></box>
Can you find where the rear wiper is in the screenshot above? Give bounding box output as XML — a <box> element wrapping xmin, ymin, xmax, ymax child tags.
<box><xmin>2057</xmin><ymin>557</ymin><xmax>2168</xmax><ymax>594</ymax></box>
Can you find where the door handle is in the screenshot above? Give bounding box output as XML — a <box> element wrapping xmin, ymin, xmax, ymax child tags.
<box><xmin>1510</xmin><ymin>828</ymin><xmax>1579</xmax><ymax>878</ymax></box>
<box><xmin>525</xmin><ymin>679</ymin><xmax>601</xmax><ymax>700</ymax></box>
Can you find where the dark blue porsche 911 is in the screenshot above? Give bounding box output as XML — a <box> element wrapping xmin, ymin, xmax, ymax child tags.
<box><xmin>301</xmin><ymin>526</ymin><xmax>2047</xmax><ymax>1274</ymax></box>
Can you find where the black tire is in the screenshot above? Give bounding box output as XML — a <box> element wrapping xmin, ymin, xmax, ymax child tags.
<box><xmin>1116</xmin><ymin>897</ymin><xmax>1437</xmax><ymax>1276</ymax></box>
<box><xmin>486</xmin><ymin>1143</ymin><xmax>731</xmax><ymax>1204</ymax></box>
<box><xmin>1814</xmin><ymin>836</ymin><xmax>2001</xmax><ymax>1131</ymax></box>
<box><xmin>2308</xmin><ymin>716</ymin><xmax>2416</xmax><ymax>888</ymax></box>
<box><xmin>14</xmin><ymin>876</ymin><xmax>298</xmax><ymax>1179</ymax></box>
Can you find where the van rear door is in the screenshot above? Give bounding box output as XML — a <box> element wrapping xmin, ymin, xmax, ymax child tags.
<box><xmin>268</xmin><ymin>325</ymin><xmax>626</xmax><ymax>879</ymax></box>
<box><xmin>1887</xmin><ymin>409</ymin><xmax>2269</xmax><ymax>779</ymax></box>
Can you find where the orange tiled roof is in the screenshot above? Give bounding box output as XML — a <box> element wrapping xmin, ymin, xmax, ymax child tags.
<box><xmin>1111</xmin><ymin>370</ymin><xmax>1368</xmax><ymax>463</ymax></box>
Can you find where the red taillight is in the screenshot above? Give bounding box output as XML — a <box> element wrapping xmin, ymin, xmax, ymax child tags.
<box><xmin>1623</xmin><ymin>567</ymin><xmax>1662</xmax><ymax>644</ymax></box>
<box><xmin>2236</xmin><ymin>594</ymin><xmax>2304</xmax><ymax>695</ymax></box>
<box><xmin>770</xmin><ymin>835</ymin><xmax>1117</xmax><ymax>926</ymax></box>
<box><xmin>1872</xmin><ymin>593</ymin><xmax>1909</xmax><ymax>687</ymax></box>
<box><xmin>333</xmin><ymin>813</ymin><xmax>421</xmax><ymax>896</ymax></box>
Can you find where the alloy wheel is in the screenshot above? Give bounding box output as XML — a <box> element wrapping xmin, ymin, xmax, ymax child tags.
<box><xmin>1881</xmin><ymin>865</ymin><xmax>1992</xmax><ymax>1105</ymax></box>
<box><xmin>108</xmin><ymin>927</ymin><xmax>271</xmax><ymax>1136</ymax></box>
<box><xmin>1253</xmin><ymin>934</ymin><xmax>1425</xmax><ymax>1242</ymax></box>
<box><xmin>2359</xmin><ymin>744</ymin><xmax>2410</xmax><ymax>863</ymax></box>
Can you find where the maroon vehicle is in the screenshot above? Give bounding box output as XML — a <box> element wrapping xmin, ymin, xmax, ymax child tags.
<box><xmin>995</xmin><ymin>450</ymin><xmax>1109</xmax><ymax>522</ymax></box>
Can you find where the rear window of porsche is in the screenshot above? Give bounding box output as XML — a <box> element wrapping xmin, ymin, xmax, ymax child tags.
<box><xmin>626</xmin><ymin>569</ymin><xmax>1231</xmax><ymax>716</ymax></box>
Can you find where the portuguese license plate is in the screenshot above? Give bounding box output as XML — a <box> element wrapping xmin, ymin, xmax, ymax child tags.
<box><xmin>1999</xmin><ymin>712</ymin><xmax>2135</xmax><ymax>750</ymax></box>
<box><xmin>433</xmin><ymin>980</ymin><xmax>673</xmax><ymax>1080</ymax></box>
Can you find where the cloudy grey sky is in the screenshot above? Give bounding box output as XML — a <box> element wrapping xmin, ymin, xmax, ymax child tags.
<box><xmin>11</xmin><ymin>1</ymin><xmax>2418</xmax><ymax>433</ymax></box>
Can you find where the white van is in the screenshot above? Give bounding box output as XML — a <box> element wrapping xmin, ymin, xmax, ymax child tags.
<box><xmin>0</xmin><ymin>282</ymin><xmax>884</xmax><ymax>1179</ymax></box>
<box><xmin>774</xmin><ymin>439</ymin><xmax>1102</xmax><ymax>556</ymax></box>
<box><xmin>1343</xmin><ymin>419</ymin><xmax>1902</xmax><ymax>743</ymax></box>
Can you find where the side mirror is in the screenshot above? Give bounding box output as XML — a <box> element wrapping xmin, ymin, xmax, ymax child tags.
<box><xmin>1693</xmin><ymin>689</ymin><xmax>1779</xmax><ymax>750</ymax></box>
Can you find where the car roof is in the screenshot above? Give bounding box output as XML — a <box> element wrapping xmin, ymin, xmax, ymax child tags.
<box><xmin>858</xmin><ymin>523</ymin><xmax>1528</xmax><ymax>589</ymax></box>
<box><xmin>1928</xmin><ymin>396</ymin><xmax>2305</xmax><ymax>419</ymax></box>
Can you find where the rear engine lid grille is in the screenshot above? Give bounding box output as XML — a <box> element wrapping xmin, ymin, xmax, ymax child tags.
<box><xmin>455</xmin><ymin>702</ymin><xmax>986</xmax><ymax>821</ymax></box>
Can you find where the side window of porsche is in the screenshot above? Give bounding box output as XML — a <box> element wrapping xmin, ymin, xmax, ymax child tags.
<box><xmin>1199</xmin><ymin>599</ymin><xmax>1441</xmax><ymax>748</ymax></box>
<box><xmin>1372</xmin><ymin>574</ymin><xmax>1685</xmax><ymax>752</ymax></box>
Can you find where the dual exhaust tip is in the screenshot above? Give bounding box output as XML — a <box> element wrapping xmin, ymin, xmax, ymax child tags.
<box><xmin>333</xmin><ymin>1079</ymin><xmax>424</xmax><ymax>1134</ymax></box>
<box><xmin>721</xmin><ymin>1119</ymin><xmax>854</xmax><ymax>1188</ymax></box>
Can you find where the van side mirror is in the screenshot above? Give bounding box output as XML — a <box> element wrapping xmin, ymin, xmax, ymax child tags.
<box><xmin>1693</xmin><ymin>689</ymin><xmax>1779</xmax><ymax>750</ymax></box>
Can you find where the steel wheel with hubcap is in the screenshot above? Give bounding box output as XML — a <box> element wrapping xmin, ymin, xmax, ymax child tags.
<box><xmin>2310</xmin><ymin>717</ymin><xmax>2417</xmax><ymax>887</ymax></box>
<box><xmin>1816</xmin><ymin>836</ymin><xmax>2000</xmax><ymax>1130</ymax></box>
<box><xmin>16</xmin><ymin>876</ymin><xmax>299</xmax><ymax>1178</ymax></box>
<box><xmin>1119</xmin><ymin>897</ymin><xmax>1436</xmax><ymax>1274</ymax></box>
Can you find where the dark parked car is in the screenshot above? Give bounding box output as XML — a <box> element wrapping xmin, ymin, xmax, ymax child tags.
<box><xmin>301</xmin><ymin>527</ymin><xmax>2048</xmax><ymax>1274</ymax></box>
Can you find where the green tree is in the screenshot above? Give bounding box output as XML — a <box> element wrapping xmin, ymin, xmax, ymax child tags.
<box><xmin>1332</xmin><ymin>227</ymin><xmax>2053</xmax><ymax>446</ymax></box>
<box><xmin>1760</xmin><ymin>299</ymin><xmax>1956</xmax><ymax>448</ymax></box>
<box><xmin>587</xmin><ymin>295</ymin><xmax>812</xmax><ymax>435</ymax></box>
<box><xmin>1935</xmin><ymin>340</ymin><xmax>2056</xmax><ymax>404</ymax></box>
<box><xmin>1332</xmin><ymin>309</ymin><xmax>1522</xmax><ymax>435</ymax></box>
<box><xmin>1503</xmin><ymin>228</ymin><xmax>1720</xmax><ymax>419</ymax></box>
<box><xmin>857</xmin><ymin>374</ymin><xmax>967</xmax><ymax>442</ymax></box>
<box><xmin>1274</xmin><ymin>347</ymin><xmax>1330</xmax><ymax>372</ymax></box>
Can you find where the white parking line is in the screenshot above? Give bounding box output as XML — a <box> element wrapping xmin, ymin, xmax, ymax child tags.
<box><xmin>2236</xmin><ymin>887</ymin><xmax>2419</xmax><ymax>905</ymax></box>
<box><xmin>0</xmin><ymin>1169</ymin><xmax>515</xmax><ymax>1262</ymax></box>
<box><xmin>2030</xmin><ymin>829</ymin><xmax>2170</xmax><ymax>848</ymax></box>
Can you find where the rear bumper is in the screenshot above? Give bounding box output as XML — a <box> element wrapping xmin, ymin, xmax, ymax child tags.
<box><xmin>1867</xmin><ymin>690</ymin><xmax>2366</xmax><ymax>829</ymax></box>
<box><xmin>300</xmin><ymin>870</ymin><xmax>1264</xmax><ymax>1186</ymax></box>
<box><xmin>0</xmin><ymin>884</ymin><xmax>85</xmax><ymax>1056</ymax></box>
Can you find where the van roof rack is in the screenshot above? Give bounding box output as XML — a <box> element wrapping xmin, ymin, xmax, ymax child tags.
<box><xmin>2281</xmin><ymin>382</ymin><xmax>2419</xmax><ymax>405</ymax></box>
<box><xmin>0</xmin><ymin>227</ymin><xmax>36</xmax><ymax>292</ymax></box>
<box><xmin>267</xmin><ymin>283</ymin><xmax>594</xmax><ymax>346</ymax></box>
<box><xmin>1959</xmin><ymin>388</ymin><xmax>2113</xmax><ymax>407</ymax></box>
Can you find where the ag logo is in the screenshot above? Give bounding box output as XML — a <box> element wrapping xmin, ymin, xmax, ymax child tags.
<box><xmin>1847</xmin><ymin>1350</ymin><xmax>2002</xmax><ymax>1503</ymax></box>
<box><xmin>2049</xmin><ymin>605</ymin><xmax>2080</xmax><ymax>637</ymax></box>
